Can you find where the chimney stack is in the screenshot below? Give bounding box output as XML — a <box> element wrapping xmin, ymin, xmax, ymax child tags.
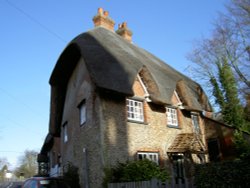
<box><xmin>116</xmin><ymin>22</ymin><xmax>133</xmax><ymax>42</ymax></box>
<box><xmin>93</xmin><ymin>8</ymin><xmax>115</xmax><ymax>31</ymax></box>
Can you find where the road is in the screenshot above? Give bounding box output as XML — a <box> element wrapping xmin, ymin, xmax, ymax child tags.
<box><xmin>0</xmin><ymin>181</ymin><xmax>22</xmax><ymax>188</ymax></box>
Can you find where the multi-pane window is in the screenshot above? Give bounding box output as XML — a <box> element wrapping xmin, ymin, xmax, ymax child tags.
<box><xmin>137</xmin><ymin>152</ymin><xmax>159</xmax><ymax>165</ymax></box>
<box><xmin>78</xmin><ymin>100</ymin><xmax>86</xmax><ymax>126</ymax></box>
<box><xmin>166</xmin><ymin>107</ymin><xmax>178</xmax><ymax>127</ymax></box>
<box><xmin>191</xmin><ymin>114</ymin><xmax>200</xmax><ymax>134</ymax></box>
<box><xmin>63</xmin><ymin>122</ymin><xmax>68</xmax><ymax>143</ymax></box>
<box><xmin>126</xmin><ymin>99</ymin><xmax>144</xmax><ymax>122</ymax></box>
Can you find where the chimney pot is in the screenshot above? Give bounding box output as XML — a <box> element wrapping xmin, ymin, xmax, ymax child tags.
<box><xmin>97</xmin><ymin>7</ymin><xmax>103</xmax><ymax>14</ymax></box>
<box><xmin>103</xmin><ymin>11</ymin><xmax>109</xmax><ymax>17</ymax></box>
<box><xmin>93</xmin><ymin>8</ymin><xmax>115</xmax><ymax>31</ymax></box>
<box><xmin>122</xmin><ymin>22</ymin><xmax>127</xmax><ymax>28</ymax></box>
<box><xmin>116</xmin><ymin>22</ymin><xmax>133</xmax><ymax>42</ymax></box>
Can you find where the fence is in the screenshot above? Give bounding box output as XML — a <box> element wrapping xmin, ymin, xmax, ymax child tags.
<box><xmin>108</xmin><ymin>178</ymin><xmax>195</xmax><ymax>188</ymax></box>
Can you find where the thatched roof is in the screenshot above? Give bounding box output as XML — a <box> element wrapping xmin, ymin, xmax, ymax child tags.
<box><xmin>48</xmin><ymin>27</ymin><xmax>212</xmax><ymax>135</ymax></box>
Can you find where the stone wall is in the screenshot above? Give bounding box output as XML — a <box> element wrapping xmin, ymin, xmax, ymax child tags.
<box><xmin>60</xmin><ymin>62</ymin><xmax>211</xmax><ymax>187</ymax></box>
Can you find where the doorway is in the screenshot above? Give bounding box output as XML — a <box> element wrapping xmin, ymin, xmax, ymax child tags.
<box><xmin>172</xmin><ymin>154</ymin><xmax>185</xmax><ymax>184</ymax></box>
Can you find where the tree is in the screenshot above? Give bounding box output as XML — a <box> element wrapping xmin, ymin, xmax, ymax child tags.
<box><xmin>187</xmin><ymin>0</ymin><xmax>250</xmax><ymax>132</ymax></box>
<box><xmin>222</xmin><ymin>0</ymin><xmax>250</xmax><ymax>90</ymax></box>
<box><xmin>218</xmin><ymin>57</ymin><xmax>245</xmax><ymax>128</ymax></box>
<box><xmin>14</xmin><ymin>150</ymin><xmax>38</xmax><ymax>178</ymax></box>
<box><xmin>0</xmin><ymin>158</ymin><xmax>9</xmax><ymax>170</ymax></box>
<box><xmin>0</xmin><ymin>158</ymin><xmax>9</xmax><ymax>182</ymax></box>
<box><xmin>245</xmin><ymin>94</ymin><xmax>250</xmax><ymax>122</ymax></box>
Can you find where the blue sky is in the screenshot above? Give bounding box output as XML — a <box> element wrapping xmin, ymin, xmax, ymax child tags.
<box><xmin>0</xmin><ymin>0</ymin><xmax>228</xmax><ymax>169</ymax></box>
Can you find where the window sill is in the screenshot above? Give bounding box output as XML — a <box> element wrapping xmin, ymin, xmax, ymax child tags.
<box><xmin>80</xmin><ymin>122</ymin><xmax>86</xmax><ymax>127</ymax></box>
<box><xmin>127</xmin><ymin>119</ymin><xmax>148</xmax><ymax>125</ymax></box>
<box><xmin>167</xmin><ymin>125</ymin><xmax>180</xmax><ymax>129</ymax></box>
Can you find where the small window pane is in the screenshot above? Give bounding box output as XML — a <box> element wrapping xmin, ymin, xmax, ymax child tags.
<box><xmin>79</xmin><ymin>101</ymin><xmax>86</xmax><ymax>126</ymax></box>
<box><xmin>137</xmin><ymin>152</ymin><xmax>159</xmax><ymax>165</ymax></box>
<box><xmin>63</xmin><ymin>123</ymin><xmax>68</xmax><ymax>143</ymax></box>
<box><xmin>64</xmin><ymin>126</ymin><xmax>68</xmax><ymax>142</ymax></box>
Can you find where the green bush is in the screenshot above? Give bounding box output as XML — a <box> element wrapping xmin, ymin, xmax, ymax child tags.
<box><xmin>63</xmin><ymin>164</ymin><xmax>80</xmax><ymax>188</ymax></box>
<box><xmin>233</xmin><ymin>130</ymin><xmax>250</xmax><ymax>158</ymax></box>
<box><xmin>194</xmin><ymin>157</ymin><xmax>250</xmax><ymax>187</ymax></box>
<box><xmin>103</xmin><ymin>159</ymin><xmax>169</xmax><ymax>187</ymax></box>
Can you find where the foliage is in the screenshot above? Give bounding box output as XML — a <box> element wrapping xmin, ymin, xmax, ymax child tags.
<box><xmin>187</xmin><ymin>0</ymin><xmax>250</xmax><ymax>132</ymax></box>
<box><xmin>210</xmin><ymin>76</ymin><xmax>225</xmax><ymax>111</ymax></box>
<box><xmin>194</xmin><ymin>157</ymin><xmax>250</xmax><ymax>188</ymax></box>
<box><xmin>245</xmin><ymin>94</ymin><xmax>250</xmax><ymax>122</ymax></box>
<box><xmin>63</xmin><ymin>164</ymin><xmax>80</xmax><ymax>188</ymax></box>
<box><xmin>0</xmin><ymin>158</ymin><xmax>9</xmax><ymax>169</ymax></box>
<box><xmin>14</xmin><ymin>150</ymin><xmax>38</xmax><ymax>178</ymax></box>
<box><xmin>102</xmin><ymin>159</ymin><xmax>169</xmax><ymax>187</ymax></box>
<box><xmin>233</xmin><ymin>130</ymin><xmax>250</xmax><ymax>158</ymax></box>
<box><xmin>217</xmin><ymin>57</ymin><xmax>246</xmax><ymax>129</ymax></box>
<box><xmin>0</xmin><ymin>158</ymin><xmax>9</xmax><ymax>182</ymax></box>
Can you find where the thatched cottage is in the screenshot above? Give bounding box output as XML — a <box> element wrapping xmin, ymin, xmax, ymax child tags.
<box><xmin>38</xmin><ymin>8</ymin><xmax>236</xmax><ymax>188</ymax></box>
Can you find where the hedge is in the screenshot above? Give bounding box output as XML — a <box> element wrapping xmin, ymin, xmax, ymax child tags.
<box><xmin>194</xmin><ymin>158</ymin><xmax>250</xmax><ymax>187</ymax></box>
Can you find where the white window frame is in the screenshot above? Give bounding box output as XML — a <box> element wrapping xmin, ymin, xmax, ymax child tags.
<box><xmin>126</xmin><ymin>99</ymin><xmax>144</xmax><ymax>122</ymax></box>
<box><xmin>78</xmin><ymin>100</ymin><xmax>86</xmax><ymax>126</ymax></box>
<box><xmin>137</xmin><ymin>75</ymin><xmax>151</xmax><ymax>102</ymax></box>
<box><xmin>174</xmin><ymin>91</ymin><xmax>182</xmax><ymax>105</ymax></box>
<box><xmin>63</xmin><ymin>123</ymin><xmax>68</xmax><ymax>143</ymax></box>
<box><xmin>166</xmin><ymin>107</ymin><xmax>178</xmax><ymax>127</ymax></box>
<box><xmin>137</xmin><ymin>152</ymin><xmax>159</xmax><ymax>165</ymax></box>
<box><xmin>191</xmin><ymin>113</ymin><xmax>200</xmax><ymax>134</ymax></box>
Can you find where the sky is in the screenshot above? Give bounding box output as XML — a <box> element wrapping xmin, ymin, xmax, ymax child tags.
<box><xmin>0</xmin><ymin>0</ymin><xmax>228</xmax><ymax>169</ymax></box>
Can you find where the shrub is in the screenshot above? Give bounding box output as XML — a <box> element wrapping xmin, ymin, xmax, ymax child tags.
<box><xmin>194</xmin><ymin>158</ymin><xmax>250</xmax><ymax>187</ymax></box>
<box><xmin>63</xmin><ymin>164</ymin><xmax>80</xmax><ymax>188</ymax></box>
<box><xmin>103</xmin><ymin>159</ymin><xmax>169</xmax><ymax>187</ymax></box>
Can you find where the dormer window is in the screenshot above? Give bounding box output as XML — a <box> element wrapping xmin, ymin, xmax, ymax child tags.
<box><xmin>191</xmin><ymin>113</ymin><xmax>200</xmax><ymax>134</ymax></box>
<box><xmin>166</xmin><ymin>107</ymin><xmax>178</xmax><ymax>127</ymax></box>
<box><xmin>126</xmin><ymin>99</ymin><xmax>144</xmax><ymax>122</ymax></box>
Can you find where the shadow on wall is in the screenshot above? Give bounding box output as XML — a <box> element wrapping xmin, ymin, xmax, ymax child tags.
<box><xmin>52</xmin><ymin>31</ymin><xmax>135</xmax><ymax>187</ymax></box>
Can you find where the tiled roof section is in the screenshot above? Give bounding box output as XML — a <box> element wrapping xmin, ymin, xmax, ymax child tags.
<box><xmin>167</xmin><ymin>133</ymin><xmax>206</xmax><ymax>153</ymax></box>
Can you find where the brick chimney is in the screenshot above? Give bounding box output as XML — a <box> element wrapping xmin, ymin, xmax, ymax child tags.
<box><xmin>116</xmin><ymin>22</ymin><xmax>133</xmax><ymax>42</ymax></box>
<box><xmin>93</xmin><ymin>8</ymin><xmax>115</xmax><ymax>31</ymax></box>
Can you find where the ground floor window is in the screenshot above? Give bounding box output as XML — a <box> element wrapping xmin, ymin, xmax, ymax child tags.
<box><xmin>137</xmin><ymin>152</ymin><xmax>159</xmax><ymax>165</ymax></box>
